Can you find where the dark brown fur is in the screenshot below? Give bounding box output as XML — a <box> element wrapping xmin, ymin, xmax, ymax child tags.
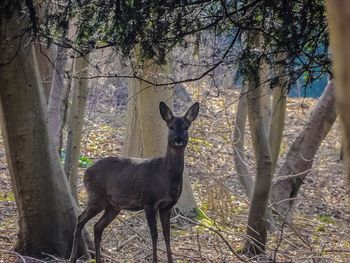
<box><xmin>69</xmin><ymin>102</ymin><xmax>199</xmax><ymax>263</ymax></box>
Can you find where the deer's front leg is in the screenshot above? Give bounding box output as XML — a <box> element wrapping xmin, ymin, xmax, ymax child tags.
<box><xmin>145</xmin><ymin>206</ymin><xmax>158</xmax><ymax>263</ymax></box>
<box><xmin>159</xmin><ymin>207</ymin><xmax>173</xmax><ymax>263</ymax></box>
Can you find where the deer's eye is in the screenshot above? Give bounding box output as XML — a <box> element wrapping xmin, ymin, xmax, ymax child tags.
<box><xmin>170</xmin><ymin>126</ymin><xmax>175</xmax><ymax>130</ymax></box>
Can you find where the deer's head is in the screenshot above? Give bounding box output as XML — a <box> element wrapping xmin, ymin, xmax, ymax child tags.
<box><xmin>159</xmin><ymin>102</ymin><xmax>199</xmax><ymax>148</ymax></box>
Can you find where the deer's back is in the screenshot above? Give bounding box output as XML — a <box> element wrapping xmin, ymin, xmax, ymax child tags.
<box><xmin>83</xmin><ymin>156</ymin><xmax>181</xmax><ymax>211</ymax></box>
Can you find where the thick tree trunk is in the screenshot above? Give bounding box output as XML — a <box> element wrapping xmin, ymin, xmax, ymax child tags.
<box><xmin>271</xmin><ymin>80</ymin><xmax>337</xmax><ymax>220</ymax></box>
<box><xmin>0</xmin><ymin>4</ymin><xmax>86</xmax><ymax>258</ymax></box>
<box><xmin>124</xmin><ymin>56</ymin><xmax>197</xmax><ymax>215</ymax></box>
<box><xmin>64</xmin><ymin>55</ymin><xmax>89</xmax><ymax>201</ymax></box>
<box><xmin>326</xmin><ymin>1</ymin><xmax>350</xmax><ymax>184</ymax></box>
<box><xmin>48</xmin><ymin>46</ymin><xmax>68</xmax><ymax>151</ymax></box>
<box><xmin>244</xmin><ymin>62</ymin><xmax>273</xmax><ymax>256</ymax></box>
<box><xmin>124</xmin><ymin>60</ymin><xmax>172</xmax><ymax>158</ymax></box>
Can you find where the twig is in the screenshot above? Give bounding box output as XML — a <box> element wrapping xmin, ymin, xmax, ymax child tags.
<box><xmin>0</xmin><ymin>235</ymin><xmax>12</xmax><ymax>243</ymax></box>
<box><xmin>0</xmin><ymin>250</ymin><xmax>27</xmax><ymax>263</ymax></box>
<box><xmin>176</xmin><ymin>215</ymin><xmax>248</xmax><ymax>262</ymax></box>
<box><xmin>0</xmin><ymin>250</ymin><xmax>47</xmax><ymax>263</ymax></box>
<box><xmin>117</xmin><ymin>235</ymin><xmax>139</xmax><ymax>251</ymax></box>
<box><xmin>196</xmin><ymin>229</ymin><xmax>203</xmax><ymax>262</ymax></box>
<box><xmin>41</xmin><ymin>252</ymin><xmax>60</xmax><ymax>261</ymax></box>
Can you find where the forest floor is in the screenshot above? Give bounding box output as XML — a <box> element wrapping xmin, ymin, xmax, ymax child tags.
<box><xmin>0</xmin><ymin>85</ymin><xmax>350</xmax><ymax>263</ymax></box>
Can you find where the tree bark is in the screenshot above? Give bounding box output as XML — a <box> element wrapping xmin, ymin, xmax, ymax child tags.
<box><xmin>124</xmin><ymin>55</ymin><xmax>197</xmax><ymax>215</ymax></box>
<box><xmin>233</xmin><ymin>85</ymin><xmax>253</xmax><ymax>198</ymax></box>
<box><xmin>34</xmin><ymin>44</ymin><xmax>54</xmax><ymax>101</ymax></box>
<box><xmin>269</xmin><ymin>85</ymin><xmax>287</xmax><ymax>170</ymax></box>
<box><xmin>48</xmin><ymin>46</ymin><xmax>68</xmax><ymax>151</ymax></box>
<box><xmin>269</xmin><ymin>53</ymin><xmax>288</xmax><ymax>170</ymax></box>
<box><xmin>326</xmin><ymin>1</ymin><xmax>350</xmax><ymax>184</ymax></box>
<box><xmin>271</xmin><ymin>80</ymin><xmax>337</xmax><ymax>220</ymax></box>
<box><xmin>0</xmin><ymin>4</ymin><xmax>86</xmax><ymax>258</ymax></box>
<box><xmin>64</xmin><ymin>55</ymin><xmax>90</xmax><ymax>201</ymax></box>
<box><xmin>244</xmin><ymin>61</ymin><xmax>273</xmax><ymax>256</ymax></box>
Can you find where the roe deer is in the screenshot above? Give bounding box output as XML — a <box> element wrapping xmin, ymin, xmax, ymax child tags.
<box><xmin>69</xmin><ymin>102</ymin><xmax>199</xmax><ymax>263</ymax></box>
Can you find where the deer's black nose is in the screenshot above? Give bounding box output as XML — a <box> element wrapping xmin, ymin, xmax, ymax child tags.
<box><xmin>174</xmin><ymin>137</ymin><xmax>184</xmax><ymax>146</ymax></box>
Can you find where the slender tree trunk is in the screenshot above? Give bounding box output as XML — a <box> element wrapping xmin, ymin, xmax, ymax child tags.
<box><xmin>269</xmin><ymin>85</ymin><xmax>287</xmax><ymax>170</ymax></box>
<box><xmin>124</xmin><ymin>56</ymin><xmax>197</xmax><ymax>215</ymax></box>
<box><xmin>233</xmin><ymin>85</ymin><xmax>253</xmax><ymax>198</ymax></box>
<box><xmin>64</xmin><ymin>55</ymin><xmax>90</xmax><ymax>201</ymax></box>
<box><xmin>48</xmin><ymin>46</ymin><xmax>68</xmax><ymax>151</ymax></box>
<box><xmin>244</xmin><ymin>61</ymin><xmax>273</xmax><ymax>256</ymax></box>
<box><xmin>34</xmin><ymin>44</ymin><xmax>54</xmax><ymax>101</ymax></box>
<box><xmin>271</xmin><ymin>80</ymin><xmax>337</xmax><ymax>220</ymax></box>
<box><xmin>326</xmin><ymin>1</ymin><xmax>350</xmax><ymax>184</ymax></box>
<box><xmin>269</xmin><ymin>53</ymin><xmax>288</xmax><ymax>171</ymax></box>
<box><xmin>259</xmin><ymin>61</ymin><xmax>272</xmax><ymax>136</ymax></box>
<box><xmin>0</xmin><ymin>4</ymin><xmax>87</xmax><ymax>258</ymax></box>
<box><xmin>234</xmin><ymin>55</ymin><xmax>287</xmax><ymax>197</ymax></box>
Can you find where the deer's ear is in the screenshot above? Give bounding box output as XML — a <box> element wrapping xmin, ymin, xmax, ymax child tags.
<box><xmin>185</xmin><ymin>102</ymin><xmax>199</xmax><ymax>123</ymax></box>
<box><xmin>159</xmin><ymin>102</ymin><xmax>174</xmax><ymax>123</ymax></box>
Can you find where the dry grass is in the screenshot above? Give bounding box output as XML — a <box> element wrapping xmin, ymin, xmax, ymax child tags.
<box><xmin>1</xmin><ymin>83</ymin><xmax>350</xmax><ymax>262</ymax></box>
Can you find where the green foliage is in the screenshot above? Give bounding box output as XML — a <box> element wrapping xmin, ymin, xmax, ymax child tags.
<box><xmin>195</xmin><ymin>207</ymin><xmax>214</xmax><ymax>227</ymax></box>
<box><xmin>39</xmin><ymin>0</ymin><xmax>329</xmax><ymax>85</ymax></box>
<box><xmin>316</xmin><ymin>214</ymin><xmax>334</xmax><ymax>224</ymax></box>
<box><xmin>60</xmin><ymin>149</ymin><xmax>93</xmax><ymax>168</ymax></box>
<box><xmin>190</xmin><ymin>137</ymin><xmax>213</xmax><ymax>153</ymax></box>
<box><xmin>79</xmin><ymin>155</ymin><xmax>93</xmax><ymax>168</ymax></box>
<box><xmin>314</xmin><ymin>214</ymin><xmax>334</xmax><ymax>232</ymax></box>
<box><xmin>315</xmin><ymin>224</ymin><xmax>325</xmax><ymax>232</ymax></box>
<box><xmin>0</xmin><ymin>191</ymin><xmax>15</xmax><ymax>202</ymax></box>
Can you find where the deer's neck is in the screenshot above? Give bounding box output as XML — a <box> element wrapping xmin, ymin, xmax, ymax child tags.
<box><xmin>164</xmin><ymin>146</ymin><xmax>185</xmax><ymax>177</ymax></box>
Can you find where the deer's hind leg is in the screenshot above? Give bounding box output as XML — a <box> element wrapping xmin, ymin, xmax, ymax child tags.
<box><xmin>70</xmin><ymin>193</ymin><xmax>107</xmax><ymax>263</ymax></box>
<box><xmin>94</xmin><ymin>205</ymin><xmax>120</xmax><ymax>263</ymax></box>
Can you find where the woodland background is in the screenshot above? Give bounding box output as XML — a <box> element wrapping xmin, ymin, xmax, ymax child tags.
<box><xmin>1</xmin><ymin>0</ymin><xmax>350</xmax><ymax>262</ymax></box>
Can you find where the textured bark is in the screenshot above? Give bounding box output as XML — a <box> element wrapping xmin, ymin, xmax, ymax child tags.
<box><xmin>259</xmin><ymin>61</ymin><xmax>272</xmax><ymax>135</ymax></box>
<box><xmin>234</xmin><ymin>60</ymin><xmax>287</xmax><ymax>200</ymax></box>
<box><xmin>48</xmin><ymin>46</ymin><xmax>68</xmax><ymax>151</ymax></box>
<box><xmin>244</xmin><ymin>62</ymin><xmax>273</xmax><ymax>256</ymax></box>
<box><xmin>326</xmin><ymin>1</ymin><xmax>350</xmax><ymax>184</ymax></box>
<box><xmin>124</xmin><ymin>84</ymin><xmax>143</xmax><ymax>157</ymax></box>
<box><xmin>64</xmin><ymin>55</ymin><xmax>89</xmax><ymax>201</ymax></box>
<box><xmin>269</xmin><ymin>85</ymin><xmax>287</xmax><ymax>170</ymax></box>
<box><xmin>34</xmin><ymin>44</ymin><xmax>54</xmax><ymax>101</ymax></box>
<box><xmin>233</xmin><ymin>85</ymin><xmax>253</xmax><ymax>198</ymax></box>
<box><xmin>124</xmin><ymin>56</ymin><xmax>197</xmax><ymax>215</ymax></box>
<box><xmin>269</xmin><ymin>53</ymin><xmax>288</xmax><ymax>170</ymax></box>
<box><xmin>0</xmin><ymin>4</ymin><xmax>86</xmax><ymax>258</ymax></box>
<box><xmin>271</xmin><ymin>80</ymin><xmax>337</xmax><ymax>219</ymax></box>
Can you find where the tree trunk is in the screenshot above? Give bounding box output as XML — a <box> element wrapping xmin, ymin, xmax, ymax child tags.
<box><xmin>64</xmin><ymin>55</ymin><xmax>90</xmax><ymax>202</ymax></box>
<box><xmin>233</xmin><ymin>85</ymin><xmax>253</xmax><ymax>198</ymax></box>
<box><xmin>48</xmin><ymin>46</ymin><xmax>68</xmax><ymax>151</ymax></box>
<box><xmin>269</xmin><ymin>85</ymin><xmax>287</xmax><ymax>170</ymax></box>
<box><xmin>244</xmin><ymin>61</ymin><xmax>273</xmax><ymax>256</ymax></box>
<box><xmin>0</xmin><ymin>4</ymin><xmax>87</xmax><ymax>258</ymax></box>
<box><xmin>326</xmin><ymin>1</ymin><xmax>350</xmax><ymax>184</ymax></box>
<box><xmin>269</xmin><ymin>53</ymin><xmax>288</xmax><ymax>170</ymax></box>
<box><xmin>34</xmin><ymin>44</ymin><xmax>54</xmax><ymax>101</ymax></box>
<box><xmin>271</xmin><ymin>80</ymin><xmax>337</xmax><ymax>220</ymax></box>
<box><xmin>124</xmin><ymin>56</ymin><xmax>197</xmax><ymax>215</ymax></box>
